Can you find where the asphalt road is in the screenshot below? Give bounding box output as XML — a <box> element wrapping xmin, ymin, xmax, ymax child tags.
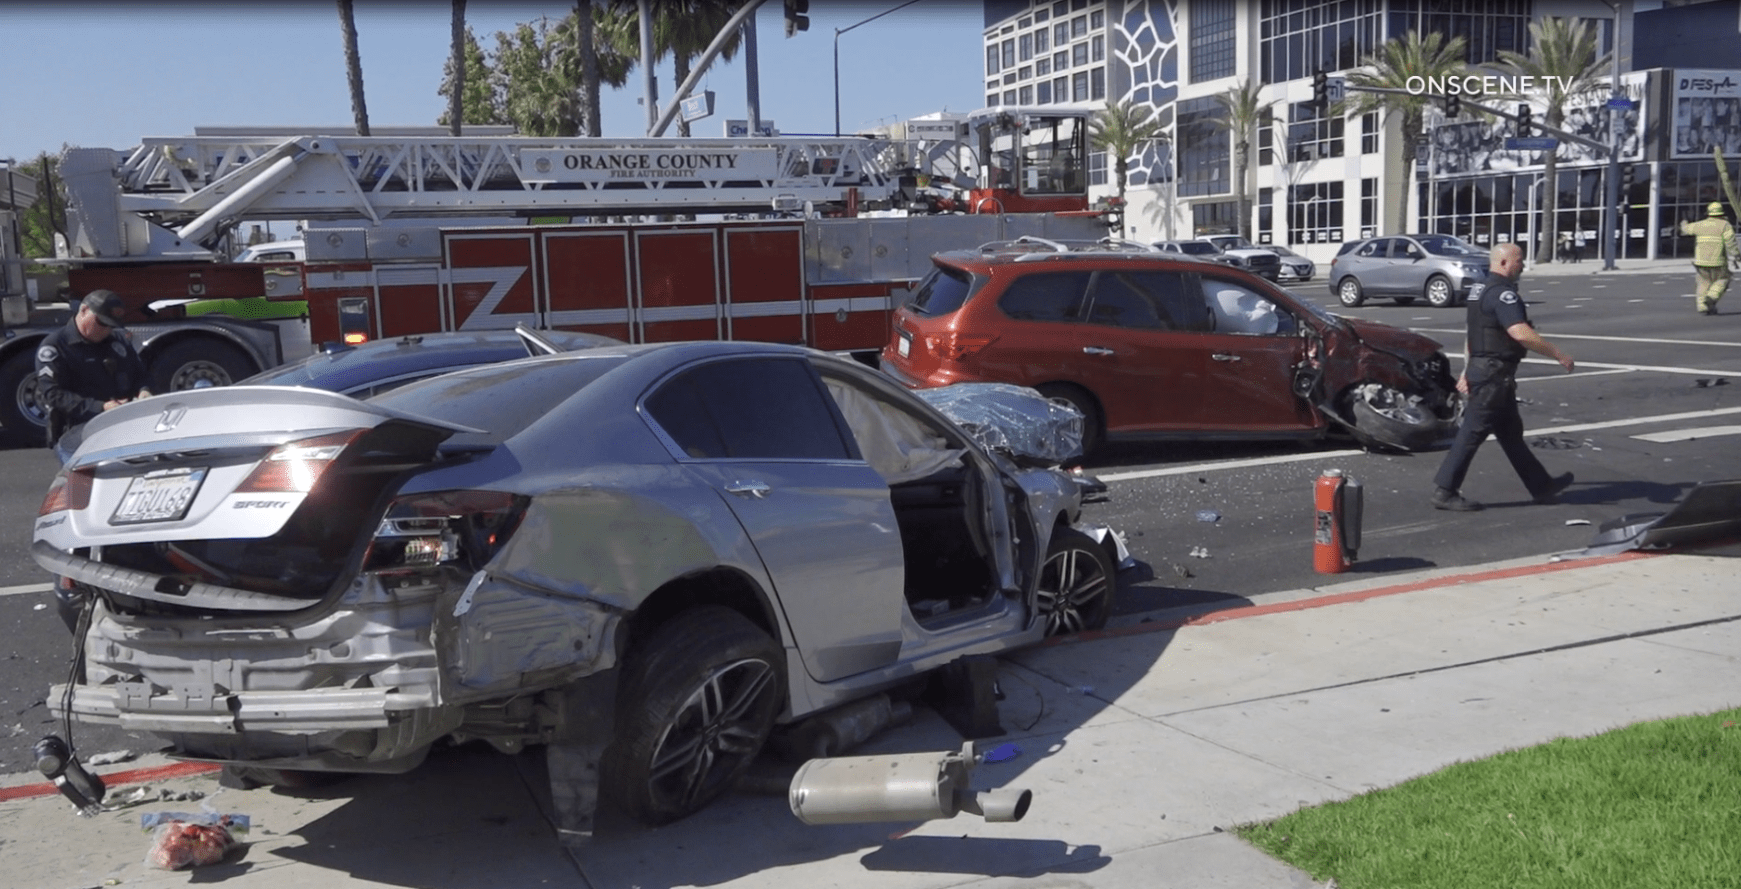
<box><xmin>2</xmin><ymin>269</ymin><xmax>1735</xmax><ymax>776</ymax></box>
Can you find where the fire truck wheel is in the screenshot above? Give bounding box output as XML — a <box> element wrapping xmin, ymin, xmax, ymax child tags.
<box><xmin>0</xmin><ymin>350</ymin><xmax>49</xmax><ymax>447</ymax></box>
<box><xmin>148</xmin><ymin>340</ymin><xmax>256</xmax><ymax>394</ymax></box>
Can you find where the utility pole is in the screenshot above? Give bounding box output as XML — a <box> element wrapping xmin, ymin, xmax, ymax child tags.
<box><xmin>1601</xmin><ymin>2</ymin><xmax>1624</xmax><ymax>270</ymax></box>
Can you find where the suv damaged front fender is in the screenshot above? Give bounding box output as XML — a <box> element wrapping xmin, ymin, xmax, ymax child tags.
<box><xmin>1310</xmin><ymin>324</ymin><xmax>1459</xmax><ymax>451</ymax></box>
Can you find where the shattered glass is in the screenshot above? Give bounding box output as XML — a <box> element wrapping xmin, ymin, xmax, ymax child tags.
<box><xmin>915</xmin><ymin>383</ymin><xmax>1085</xmax><ymax>464</ymax></box>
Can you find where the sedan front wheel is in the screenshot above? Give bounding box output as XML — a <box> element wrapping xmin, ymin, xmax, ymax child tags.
<box><xmin>603</xmin><ymin>607</ymin><xmax>783</xmax><ymax>825</ymax></box>
<box><xmin>1036</xmin><ymin>528</ymin><xmax>1116</xmax><ymax>635</ymax></box>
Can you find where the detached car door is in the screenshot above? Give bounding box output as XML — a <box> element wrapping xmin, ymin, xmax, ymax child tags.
<box><xmin>642</xmin><ymin>355</ymin><xmax>906</xmax><ymax>683</ymax></box>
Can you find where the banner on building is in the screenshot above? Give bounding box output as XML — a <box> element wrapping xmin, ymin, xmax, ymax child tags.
<box><xmin>1430</xmin><ymin>72</ymin><xmax>1647</xmax><ymax>176</ymax></box>
<box><xmin>1671</xmin><ymin>69</ymin><xmax>1741</xmax><ymax>158</ymax></box>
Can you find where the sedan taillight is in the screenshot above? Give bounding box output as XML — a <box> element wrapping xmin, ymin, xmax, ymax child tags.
<box><xmin>39</xmin><ymin>469</ymin><xmax>95</xmax><ymax>516</ymax></box>
<box><xmin>236</xmin><ymin>429</ymin><xmax>367</xmax><ymax>494</ymax></box>
<box><xmin>364</xmin><ymin>490</ymin><xmax>529</xmax><ymax>573</ymax></box>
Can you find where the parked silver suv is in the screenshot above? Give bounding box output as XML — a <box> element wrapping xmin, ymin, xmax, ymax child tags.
<box><xmin>1328</xmin><ymin>234</ymin><xmax>1489</xmax><ymax>308</ymax></box>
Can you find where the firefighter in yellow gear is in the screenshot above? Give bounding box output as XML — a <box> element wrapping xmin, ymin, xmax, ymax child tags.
<box><xmin>1680</xmin><ymin>201</ymin><xmax>1739</xmax><ymax>315</ymax></box>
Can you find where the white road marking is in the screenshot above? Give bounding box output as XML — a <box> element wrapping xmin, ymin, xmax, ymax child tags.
<box><xmin>1534</xmin><ymin>405</ymin><xmax>1741</xmax><ymax>436</ymax></box>
<box><xmin>1631</xmin><ymin>425</ymin><xmax>1741</xmax><ymax>443</ymax></box>
<box><xmin>1097</xmin><ymin>449</ymin><xmax>1365</xmax><ymax>483</ymax></box>
<box><xmin>1518</xmin><ymin>368</ymin><xmax>1634</xmax><ymax>382</ymax></box>
<box><xmin>0</xmin><ymin>582</ymin><xmax>53</xmax><ymax>598</ymax></box>
<box><xmin>1415</xmin><ymin>327</ymin><xmax>1741</xmax><ymax>348</ymax></box>
<box><xmin>1101</xmin><ymin>406</ymin><xmax>1741</xmax><ymax>485</ymax></box>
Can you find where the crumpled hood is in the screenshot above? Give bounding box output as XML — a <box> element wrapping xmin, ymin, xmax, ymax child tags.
<box><xmin>1340</xmin><ymin>318</ymin><xmax>1448</xmax><ymax>358</ymax></box>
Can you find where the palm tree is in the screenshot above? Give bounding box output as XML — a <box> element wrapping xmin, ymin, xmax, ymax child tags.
<box><xmin>439</xmin><ymin>27</ymin><xmax>503</xmax><ymax>128</ymax></box>
<box><xmin>1088</xmin><ymin>98</ymin><xmax>1167</xmax><ymax>209</ymax></box>
<box><xmin>576</xmin><ymin>0</ymin><xmax>601</xmax><ymax>137</ymax></box>
<box><xmin>1340</xmin><ymin>30</ymin><xmax>1470</xmax><ymax>235</ymax></box>
<box><xmin>1496</xmin><ymin>17</ymin><xmax>1610</xmax><ymax>263</ymax></box>
<box><xmin>649</xmin><ymin>0</ymin><xmax>744</xmax><ymax>137</ymax></box>
<box><xmin>447</xmin><ymin>0</ymin><xmax>467</xmax><ymax>136</ymax></box>
<box><xmin>336</xmin><ymin>0</ymin><xmax>370</xmax><ymax>136</ymax></box>
<box><xmin>1209</xmin><ymin>79</ymin><xmax>1274</xmax><ymax>240</ymax></box>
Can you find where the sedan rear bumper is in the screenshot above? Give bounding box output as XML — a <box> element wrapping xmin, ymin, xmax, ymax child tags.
<box><xmin>49</xmin><ymin>681</ymin><xmax>430</xmax><ymax>734</ymax></box>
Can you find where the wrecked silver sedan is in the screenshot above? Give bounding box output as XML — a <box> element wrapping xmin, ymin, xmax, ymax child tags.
<box><xmin>33</xmin><ymin>341</ymin><xmax>1114</xmax><ymax>826</ymax></box>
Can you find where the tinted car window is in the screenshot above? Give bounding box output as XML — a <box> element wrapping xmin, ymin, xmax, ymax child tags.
<box><xmin>997</xmin><ymin>271</ymin><xmax>1090</xmax><ymax>322</ymax></box>
<box><xmin>370</xmin><ymin>355</ymin><xmax>627</xmax><ymax>446</ymax></box>
<box><xmin>1086</xmin><ymin>270</ymin><xmax>1204</xmax><ymax>331</ymax></box>
<box><xmin>909</xmin><ymin>266</ymin><xmax>977</xmax><ymax>316</ymax></box>
<box><xmin>1177</xmin><ymin>241</ymin><xmax>1218</xmax><ymax>255</ymax></box>
<box><xmin>1357</xmin><ymin>239</ymin><xmax>1388</xmax><ymax>258</ymax></box>
<box><xmin>1416</xmin><ymin>234</ymin><xmax>1479</xmax><ymax>256</ymax></box>
<box><xmin>647</xmin><ymin>358</ymin><xmax>855</xmax><ymax>461</ymax></box>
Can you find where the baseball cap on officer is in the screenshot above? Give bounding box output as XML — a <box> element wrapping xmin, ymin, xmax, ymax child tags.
<box><xmin>1710</xmin><ymin>202</ymin><xmax>1726</xmax><ymax>216</ymax></box>
<box><xmin>81</xmin><ymin>290</ymin><xmax>127</xmax><ymax>329</ymax></box>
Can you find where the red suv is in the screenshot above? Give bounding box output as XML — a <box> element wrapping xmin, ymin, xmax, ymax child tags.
<box><xmin>879</xmin><ymin>238</ymin><xmax>1459</xmax><ymax>454</ymax></box>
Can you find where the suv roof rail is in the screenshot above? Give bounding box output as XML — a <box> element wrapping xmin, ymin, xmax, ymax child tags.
<box><xmin>975</xmin><ymin>235</ymin><xmax>1164</xmax><ymax>260</ymax></box>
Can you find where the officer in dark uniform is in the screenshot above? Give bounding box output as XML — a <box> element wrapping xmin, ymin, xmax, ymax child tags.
<box><xmin>1431</xmin><ymin>243</ymin><xmax>1576</xmax><ymax>511</ymax></box>
<box><xmin>34</xmin><ymin>289</ymin><xmax>151</xmax><ymax>448</ymax></box>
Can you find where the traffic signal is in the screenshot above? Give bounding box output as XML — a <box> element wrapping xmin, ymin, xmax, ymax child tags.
<box><xmin>1312</xmin><ymin>69</ymin><xmax>1328</xmax><ymax>110</ymax></box>
<box><xmin>1444</xmin><ymin>93</ymin><xmax>1461</xmax><ymax>118</ymax></box>
<box><xmin>784</xmin><ymin>0</ymin><xmax>809</xmax><ymax>37</ymax></box>
<box><xmin>1517</xmin><ymin>103</ymin><xmax>1533</xmax><ymax>137</ymax></box>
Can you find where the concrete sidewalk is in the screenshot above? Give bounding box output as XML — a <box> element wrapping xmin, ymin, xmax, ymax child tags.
<box><xmin>3</xmin><ymin>547</ymin><xmax>1736</xmax><ymax>889</ymax></box>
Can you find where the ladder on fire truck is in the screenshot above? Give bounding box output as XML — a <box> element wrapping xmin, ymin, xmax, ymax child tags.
<box><xmin>61</xmin><ymin>127</ymin><xmax>970</xmax><ymax>260</ymax></box>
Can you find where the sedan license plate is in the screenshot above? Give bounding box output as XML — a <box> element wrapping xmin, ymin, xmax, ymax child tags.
<box><xmin>111</xmin><ymin>467</ymin><xmax>208</xmax><ymax>525</ymax></box>
<box><xmin>897</xmin><ymin>331</ymin><xmax>912</xmax><ymax>358</ymax></box>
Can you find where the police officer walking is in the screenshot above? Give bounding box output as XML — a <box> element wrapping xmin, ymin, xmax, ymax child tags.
<box><xmin>1431</xmin><ymin>243</ymin><xmax>1575</xmax><ymax>512</ymax></box>
<box><xmin>34</xmin><ymin>290</ymin><xmax>151</xmax><ymax>448</ymax></box>
<box><xmin>1679</xmin><ymin>201</ymin><xmax>1739</xmax><ymax>315</ymax></box>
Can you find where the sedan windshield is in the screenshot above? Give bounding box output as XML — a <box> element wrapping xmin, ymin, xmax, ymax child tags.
<box><xmin>1176</xmin><ymin>242</ymin><xmax>1218</xmax><ymax>255</ymax></box>
<box><xmin>1416</xmin><ymin>235</ymin><xmax>1481</xmax><ymax>256</ymax></box>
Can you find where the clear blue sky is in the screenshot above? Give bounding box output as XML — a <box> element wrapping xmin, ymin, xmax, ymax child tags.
<box><xmin>0</xmin><ymin>0</ymin><xmax>986</xmax><ymax>162</ymax></box>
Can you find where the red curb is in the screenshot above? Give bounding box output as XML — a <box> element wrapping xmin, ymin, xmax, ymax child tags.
<box><xmin>1046</xmin><ymin>548</ymin><xmax>1659</xmax><ymax>646</ymax></box>
<box><xmin>0</xmin><ymin>761</ymin><xmax>221</xmax><ymax>802</ymax></box>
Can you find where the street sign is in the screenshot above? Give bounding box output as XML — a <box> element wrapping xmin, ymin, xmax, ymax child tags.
<box><xmin>1505</xmin><ymin>137</ymin><xmax>1559</xmax><ymax>151</ymax></box>
<box><xmin>1326</xmin><ymin>76</ymin><xmax>1346</xmax><ymax>104</ymax></box>
<box><xmin>724</xmin><ymin>119</ymin><xmax>778</xmax><ymax>137</ymax></box>
<box><xmin>1605</xmin><ymin>97</ymin><xmax>1635</xmax><ymax>109</ymax></box>
<box><xmin>680</xmin><ymin>91</ymin><xmax>716</xmax><ymax>124</ymax></box>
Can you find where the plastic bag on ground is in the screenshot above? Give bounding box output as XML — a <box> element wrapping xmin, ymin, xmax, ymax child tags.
<box><xmin>142</xmin><ymin>812</ymin><xmax>250</xmax><ymax>870</ymax></box>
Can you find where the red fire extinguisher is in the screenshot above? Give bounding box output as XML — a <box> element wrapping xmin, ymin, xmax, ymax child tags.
<box><xmin>1313</xmin><ymin>469</ymin><xmax>1363</xmax><ymax>574</ymax></box>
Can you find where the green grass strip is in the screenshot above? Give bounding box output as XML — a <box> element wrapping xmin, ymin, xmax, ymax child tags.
<box><xmin>1237</xmin><ymin>708</ymin><xmax>1741</xmax><ymax>889</ymax></box>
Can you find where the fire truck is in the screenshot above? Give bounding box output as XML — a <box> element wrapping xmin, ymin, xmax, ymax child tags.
<box><xmin>0</xmin><ymin>109</ymin><xmax>1110</xmax><ymax>444</ymax></box>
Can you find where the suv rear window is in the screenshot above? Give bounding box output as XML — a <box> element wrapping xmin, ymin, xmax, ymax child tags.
<box><xmin>908</xmin><ymin>266</ymin><xmax>977</xmax><ymax>316</ymax></box>
<box><xmin>997</xmin><ymin>271</ymin><xmax>1091</xmax><ymax>322</ymax></box>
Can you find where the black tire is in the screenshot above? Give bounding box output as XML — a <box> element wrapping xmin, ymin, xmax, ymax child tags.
<box><xmin>1393</xmin><ymin>296</ymin><xmax>1417</xmax><ymax>306</ymax></box>
<box><xmin>1035</xmin><ymin>383</ymin><xmax>1103</xmax><ymax>459</ymax></box>
<box><xmin>1424</xmin><ymin>274</ymin><xmax>1456</xmax><ymax>308</ymax></box>
<box><xmin>0</xmin><ymin>349</ymin><xmax>49</xmax><ymax>448</ymax></box>
<box><xmin>1336</xmin><ymin>276</ymin><xmax>1366</xmax><ymax>308</ymax></box>
<box><xmin>1035</xmin><ymin>527</ymin><xmax>1116</xmax><ymax>636</ymax></box>
<box><xmin>148</xmin><ymin>339</ymin><xmax>256</xmax><ymax>394</ymax></box>
<box><xmin>603</xmin><ymin>607</ymin><xmax>783</xmax><ymax>826</ymax></box>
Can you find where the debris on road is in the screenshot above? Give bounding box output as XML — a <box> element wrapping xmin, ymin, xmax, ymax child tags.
<box><xmin>142</xmin><ymin>812</ymin><xmax>248</xmax><ymax>870</ymax></box>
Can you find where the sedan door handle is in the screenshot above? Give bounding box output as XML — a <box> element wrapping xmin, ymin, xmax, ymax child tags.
<box><xmin>1211</xmin><ymin>353</ymin><xmax>1242</xmax><ymax>362</ymax></box>
<box><xmin>1082</xmin><ymin>346</ymin><xmax>1115</xmax><ymax>356</ymax></box>
<box><xmin>725</xmin><ymin>480</ymin><xmax>772</xmax><ymax>499</ymax></box>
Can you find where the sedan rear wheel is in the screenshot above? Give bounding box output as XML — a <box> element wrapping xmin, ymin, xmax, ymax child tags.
<box><xmin>1336</xmin><ymin>276</ymin><xmax>1366</xmax><ymax>308</ymax></box>
<box><xmin>1424</xmin><ymin>275</ymin><xmax>1456</xmax><ymax>308</ymax></box>
<box><xmin>1036</xmin><ymin>528</ymin><xmax>1116</xmax><ymax>635</ymax></box>
<box><xmin>603</xmin><ymin>607</ymin><xmax>783</xmax><ymax>825</ymax></box>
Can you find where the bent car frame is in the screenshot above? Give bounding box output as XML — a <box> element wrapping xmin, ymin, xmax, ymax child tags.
<box><xmin>34</xmin><ymin>341</ymin><xmax>1116</xmax><ymax>828</ymax></box>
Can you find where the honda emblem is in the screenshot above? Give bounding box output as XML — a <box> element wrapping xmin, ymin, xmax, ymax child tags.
<box><xmin>154</xmin><ymin>404</ymin><xmax>188</xmax><ymax>433</ymax></box>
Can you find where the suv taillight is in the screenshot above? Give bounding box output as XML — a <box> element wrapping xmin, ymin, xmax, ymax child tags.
<box><xmin>927</xmin><ymin>332</ymin><xmax>999</xmax><ymax>360</ymax></box>
<box><xmin>364</xmin><ymin>490</ymin><xmax>529</xmax><ymax>573</ymax></box>
<box><xmin>39</xmin><ymin>469</ymin><xmax>95</xmax><ymax>516</ymax></box>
